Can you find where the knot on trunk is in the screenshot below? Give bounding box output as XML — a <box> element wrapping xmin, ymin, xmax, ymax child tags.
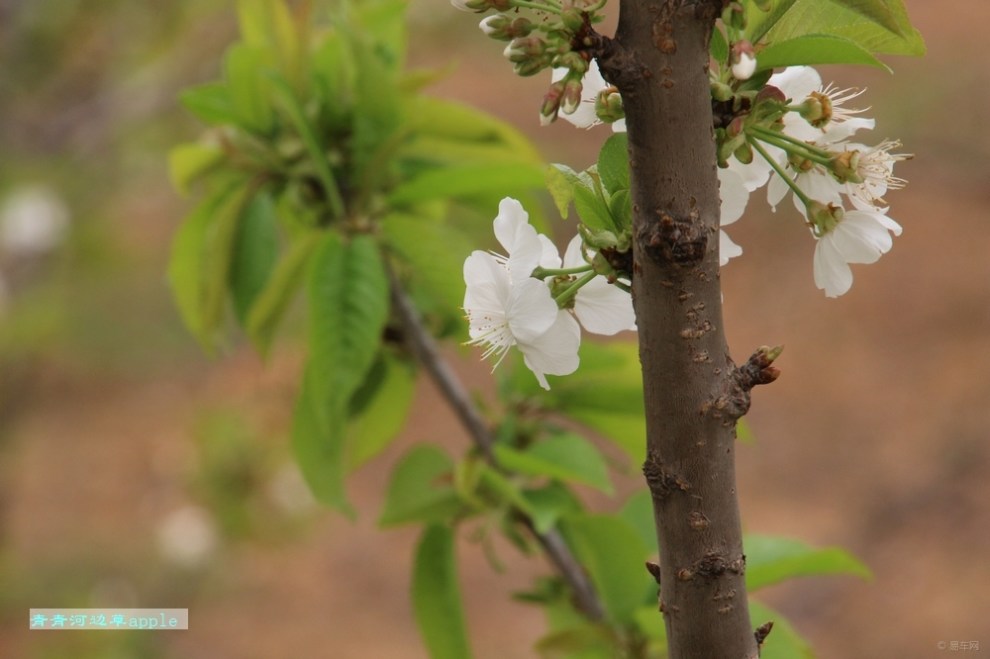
<box><xmin>639</xmin><ymin>208</ymin><xmax>708</xmax><ymax>268</ymax></box>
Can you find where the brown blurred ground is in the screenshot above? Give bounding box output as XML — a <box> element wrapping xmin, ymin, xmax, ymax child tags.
<box><xmin>1</xmin><ymin>1</ymin><xmax>988</xmax><ymax>657</ymax></box>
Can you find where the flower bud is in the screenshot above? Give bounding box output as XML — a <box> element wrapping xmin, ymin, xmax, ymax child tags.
<box><xmin>733</xmin><ymin>141</ymin><xmax>754</xmax><ymax>165</ymax></box>
<box><xmin>730</xmin><ymin>41</ymin><xmax>757</xmax><ymax>81</ymax></box>
<box><xmin>551</xmin><ymin>51</ymin><xmax>588</xmax><ymax>76</ymax></box>
<box><xmin>503</xmin><ymin>36</ymin><xmax>546</xmax><ymax>63</ymax></box>
<box><xmin>561</xmin><ymin>79</ymin><xmax>583</xmax><ymax>114</ymax></box>
<box><xmin>513</xmin><ymin>55</ymin><xmax>551</xmax><ymax>77</ymax></box>
<box><xmin>479</xmin><ymin>14</ymin><xmax>533</xmax><ymax>40</ymax></box>
<box><xmin>595</xmin><ymin>87</ymin><xmax>625</xmax><ymax>123</ymax></box>
<box><xmin>722</xmin><ymin>2</ymin><xmax>747</xmax><ymax>31</ymax></box>
<box><xmin>540</xmin><ymin>81</ymin><xmax>565</xmax><ymax>124</ymax></box>
<box><xmin>561</xmin><ymin>7</ymin><xmax>585</xmax><ymax>33</ymax></box>
<box><xmin>711</xmin><ymin>80</ymin><xmax>734</xmax><ymax>102</ymax></box>
<box><xmin>450</xmin><ymin>0</ymin><xmax>490</xmax><ymax>12</ymax></box>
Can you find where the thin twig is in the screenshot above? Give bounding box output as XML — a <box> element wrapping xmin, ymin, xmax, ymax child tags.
<box><xmin>388</xmin><ymin>268</ymin><xmax>605</xmax><ymax>621</ymax></box>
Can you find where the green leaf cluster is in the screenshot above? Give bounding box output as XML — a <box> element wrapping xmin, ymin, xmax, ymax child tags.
<box><xmin>742</xmin><ymin>0</ymin><xmax>925</xmax><ymax>71</ymax></box>
<box><xmin>168</xmin><ymin>0</ymin><xmax>547</xmax><ymax>517</ymax></box>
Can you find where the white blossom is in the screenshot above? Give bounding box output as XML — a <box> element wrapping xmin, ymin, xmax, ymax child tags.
<box><xmin>562</xmin><ymin>236</ymin><xmax>636</xmax><ymax>335</ymax></box>
<box><xmin>0</xmin><ymin>185</ymin><xmax>70</xmax><ymax>256</ymax></box>
<box><xmin>551</xmin><ymin>61</ymin><xmax>626</xmax><ymax>132</ymax></box>
<box><xmin>813</xmin><ymin>208</ymin><xmax>902</xmax><ymax>297</ymax></box>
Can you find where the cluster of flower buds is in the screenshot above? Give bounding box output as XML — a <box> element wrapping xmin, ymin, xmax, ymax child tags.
<box><xmin>451</xmin><ymin>0</ymin><xmax>610</xmax><ymax>124</ymax></box>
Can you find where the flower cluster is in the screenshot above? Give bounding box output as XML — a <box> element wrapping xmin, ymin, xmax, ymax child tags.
<box><xmin>559</xmin><ymin>64</ymin><xmax>909</xmax><ymax>297</ymax></box>
<box><xmin>463</xmin><ymin>198</ymin><xmax>635</xmax><ymax>389</ymax></box>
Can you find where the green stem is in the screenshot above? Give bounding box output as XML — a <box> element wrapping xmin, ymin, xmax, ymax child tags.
<box><xmin>748</xmin><ymin>136</ymin><xmax>814</xmax><ymax>208</ymax></box>
<box><xmin>749</xmin><ymin>125</ymin><xmax>831</xmax><ymax>166</ymax></box>
<box><xmin>554</xmin><ymin>271</ymin><xmax>596</xmax><ymax>308</ymax></box>
<box><xmin>531</xmin><ymin>264</ymin><xmax>593</xmax><ymax>280</ymax></box>
<box><xmin>512</xmin><ymin>0</ymin><xmax>562</xmax><ymax>13</ymax></box>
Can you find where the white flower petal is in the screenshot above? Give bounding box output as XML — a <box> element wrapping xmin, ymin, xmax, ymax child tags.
<box><xmin>554</xmin><ymin>61</ymin><xmax>608</xmax><ymax>129</ymax></box>
<box><xmin>768</xmin><ymin>66</ymin><xmax>822</xmax><ymax>103</ymax></box>
<box><xmin>813</xmin><ymin>238</ymin><xmax>854</xmax><ymax>297</ymax></box>
<box><xmin>574</xmin><ymin>277</ymin><xmax>636</xmax><ymax>335</ymax></box>
<box><xmin>520</xmin><ymin>311</ymin><xmax>581</xmax><ymax>389</ymax></box>
<box><xmin>506</xmin><ymin>277</ymin><xmax>558</xmax><ymax>342</ymax></box>
<box><xmin>562</xmin><ymin>234</ymin><xmax>585</xmax><ymax>268</ymax></box>
<box><xmin>718</xmin><ymin>168</ymin><xmax>749</xmax><ymax>225</ymax></box>
<box><xmin>493</xmin><ymin>197</ymin><xmax>530</xmax><ymax>254</ymax></box>
<box><xmin>720</xmin><ymin>229</ymin><xmax>743</xmax><ymax>266</ymax></box>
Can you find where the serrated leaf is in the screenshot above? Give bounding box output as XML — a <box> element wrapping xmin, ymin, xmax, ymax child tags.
<box><xmin>745</xmin><ymin>0</ymin><xmax>800</xmax><ymax>44</ymax></box>
<box><xmin>344</xmin><ymin>353</ymin><xmax>417</xmax><ymax>471</ymax></box>
<box><xmin>246</xmin><ymin>230</ymin><xmax>321</xmax><ymax>355</ymax></box>
<box><xmin>764</xmin><ymin>0</ymin><xmax>924</xmax><ymax>57</ymax></box>
<box><xmin>291</xmin><ymin>364</ymin><xmax>353</xmax><ymax>514</ymax></box>
<box><xmin>387</xmin><ymin>163</ymin><xmax>545</xmax><ymax>206</ymax></box>
<box><xmin>749</xmin><ymin>600</ymin><xmax>815</xmax><ymax>659</ymax></box>
<box><xmin>563</xmin><ymin>514</ymin><xmax>652</xmax><ymax>623</ymax></box>
<box><xmin>573</xmin><ymin>184</ymin><xmax>614</xmax><ymax>233</ymax></box>
<box><xmin>168</xmin><ymin>143</ymin><xmax>225</xmax><ymax>197</ymax></box>
<box><xmin>380</xmin><ymin>445</ymin><xmax>462</xmax><ymax>527</ymax></box>
<box><xmin>828</xmin><ymin>0</ymin><xmax>904</xmax><ymax>37</ymax></box>
<box><xmin>230</xmin><ymin>192</ymin><xmax>278</xmax><ymax>326</ymax></box>
<box><xmin>755</xmin><ymin>34</ymin><xmax>889</xmax><ymax>71</ymax></box>
<box><xmin>412</xmin><ymin>525</ymin><xmax>474</xmax><ymax>659</ymax></box>
<box><xmin>746</xmin><ymin>534</ymin><xmax>872</xmax><ymax>591</ymax></box>
<box><xmin>597</xmin><ymin>133</ymin><xmax>629</xmax><ymax>196</ymax></box>
<box><xmin>493</xmin><ymin>434</ymin><xmax>613</xmax><ymax>494</ymax></box>
<box><xmin>307</xmin><ymin>232</ymin><xmax>389</xmax><ymax>416</ymax></box>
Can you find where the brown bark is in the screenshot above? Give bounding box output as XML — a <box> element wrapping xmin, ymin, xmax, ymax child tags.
<box><xmin>596</xmin><ymin>1</ymin><xmax>772</xmax><ymax>657</ymax></box>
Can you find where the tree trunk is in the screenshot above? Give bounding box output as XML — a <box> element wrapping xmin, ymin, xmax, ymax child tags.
<box><xmin>598</xmin><ymin>1</ymin><xmax>773</xmax><ymax>657</ymax></box>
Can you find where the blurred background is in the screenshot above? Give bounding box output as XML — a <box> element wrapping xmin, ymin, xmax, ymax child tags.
<box><xmin>0</xmin><ymin>1</ymin><xmax>987</xmax><ymax>657</ymax></box>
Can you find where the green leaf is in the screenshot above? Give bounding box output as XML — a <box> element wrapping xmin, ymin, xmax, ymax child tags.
<box><xmin>535</xmin><ymin>625</ymin><xmax>617</xmax><ymax>657</ymax></box>
<box><xmin>225</xmin><ymin>43</ymin><xmax>275</xmax><ymax>134</ymax></box>
<box><xmin>745</xmin><ymin>534</ymin><xmax>872</xmax><ymax>591</ymax></box>
<box><xmin>412</xmin><ymin>525</ymin><xmax>474</xmax><ymax>659</ymax></box>
<box><xmin>521</xmin><ymin>483</ymin><xmax>583</xmax><ymax>534</ymax></box>
<box><xmin>763</xmin><ymin>0</ymin><xmax>925</xmax><ymax>57</ymax></box>
<box><xmin>381</xmin><ymin>213</ymin><xmax>472</xmax><ymax>329</ymax></box>
<box><xmin>710</xmin><ymin>24</ymin><xmax>729</xmax><ymax>64</ymax></box>
<box><xmin>387</xmin><ymin>163</ymin><xmax>545</xmax><ymax>206</ymax></box>
<box><xmin>572</xmin><ymin>184</ymin><xmax>614</xmax><ymax>233</ymax></box>
<box><xmin>180</xmin><ymin>83</ymin><xmax>237</xmax><ymax>125</ymax></box>
<box><xmin>827</xmin><ymin>0</ymin><xmax>905</xmax><ymax>37</ymax></box>
<box><xmin>744</xmin><ymin>0</ymin><xmax>800</xmax><ymax>44</ymax></box>
<box><xmin>563</xmin><ymin>514</ymin><xmax>652</xmax><ymax>623</ymax></box>
<box><xmin>246</xmin><ymin>230</ymin><xmax>321</xmax><ymax>355</ymax></box>
<box><xmin>230</xmin><ymin>192</ymin><xmax>278</xmax><ymax>326</ymax></box>
<box><xmin>307</xmin><ymin>232</ymin><xmax>389</xmax><ymax>418</ymax></box>
<box><xmin>755</xmin><ymin>34</ymin><xmax>889</xmax><ymax>72</ymax></box>
<box><xmin>344</xmin><ymin>353</ymin><xmax>417</xmax><ymax>471</ymax></box>
<box><xmin>597</xmin><ymin>133</ymin><xmax>629</xmax><ymax>196</ymax></box>
<box><xmin>167</xmin><ymin>179</ymin><xmax>255</xmax><ymax>348</ymax></box>
<box><xmin>291</xmin><ymin>364</ymin><xmax>352</xmax><ymax>514</ymax></box>
<box><xmin>505</xmin><ymin>341</ymin><xmax>645</xmax><ymax>460</ymax></box>
<box><xmin>749</xmin><ymin>600</ymin><xmax>815</xmax><ymax>659</ymax></box>
<box><xmin>545</xmin><ymin>164</ymin><xmax>583</xmax><ymax>219</ymax></box>
<box><xmin>403</xmin><ymin>96</ymin><xmax>542</xmax><ymax>164</ymax></box>
<box><xmin>380</xmin><ymin>445</ymin><xmax>462</xmax><ymax>527</ymax></box>
<box><xmin>168</xmin><ymin>143</ymin><xmax>225</xmax><ymax>197</ymax></box>
<box><xmin>493</xmin><ymin>434</ymin><xmax>613</xmax><ymax>494</ymax></box>
<box><xmin>607</xmin><ymin>189</ymin><xmax>632</xmax><ymax>233</ymax></box>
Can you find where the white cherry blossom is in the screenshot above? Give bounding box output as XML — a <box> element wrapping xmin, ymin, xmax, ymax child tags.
<box><xmin>550</xmin><ymin>61</ymin><xmax>626</xmax><ymax>132</ymax></box>
<box><xmin>562</xmin><ymin>236</ymin><xmax>636</xmax><ymax>335</ymax></box>
<box><xmin>813</xmin><ymin>208</ymin><xmax>902</xmax><ymax>298</ymax></box>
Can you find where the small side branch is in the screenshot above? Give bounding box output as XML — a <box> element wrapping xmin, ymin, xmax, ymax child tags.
<box><xmin>388</xmin><ymin>269</ymin><xmax>605</xmax><ymax>622</ymax></box>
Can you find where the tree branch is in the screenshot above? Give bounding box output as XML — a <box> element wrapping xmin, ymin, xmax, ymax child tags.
<box><xmin>387</xmin><ymin>268</ymin><xmax>606</xmax><ymax>622</ymax></box>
